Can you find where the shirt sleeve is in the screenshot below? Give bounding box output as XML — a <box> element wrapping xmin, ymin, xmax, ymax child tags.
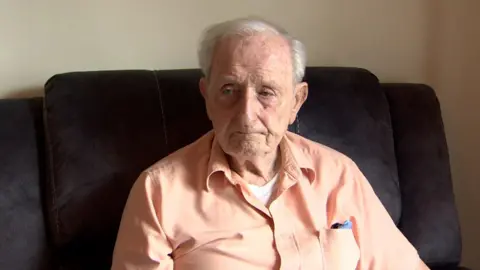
<box><xmin>111</xmin><ymin>171</ymin><xmax>174</xmax><ymax>270</ymax></box>
<box><xmin>344</xmin><ymin>162</ymin><xmax>430</xmax><ymax>270</ymax></box>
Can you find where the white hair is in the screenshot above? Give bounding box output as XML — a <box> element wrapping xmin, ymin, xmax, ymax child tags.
<box><xmin>197</xmin><ymin>17</ymin><xmax>307</xmax><ymax>83</ymax></box>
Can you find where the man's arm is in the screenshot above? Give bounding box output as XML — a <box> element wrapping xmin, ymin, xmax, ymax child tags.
<box><xmin>112</xmin><ymin>172</ymin><xmax>173</xmax><ymax>270</ymax></box>
<box><xmin>345</xmin><ymin>162</ymin><xmax>430</xmax><ymax>270</ymax></box>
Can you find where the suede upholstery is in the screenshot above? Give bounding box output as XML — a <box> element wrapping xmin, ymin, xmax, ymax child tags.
<box><xmin>383</xmin><ymin>83</ymin><xmax>462</xmax><ymax>267</ymax></box>
<box><xmin>0</xmin><ymin>98</ymin><xmax>52</xmax><ymax>270</ymax></box>
<box><xmin>297</xmin><ymin>68</ymin><xmax>401</xmax><ymax>224</ymax></box>
<box><xmin>0</xmin><ymin>67</ymin><xmax>467</xmax><ymax>269</ymax></box>
<box><xmin>43</xmin><ymin>71</ymin><xmax>169</xmax><ymax>269</ymax></box>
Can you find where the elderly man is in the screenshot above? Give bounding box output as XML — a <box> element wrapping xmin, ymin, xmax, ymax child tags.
<box><xmin>112</xmin><ymin>18</ymin><xmax>429</xmax><ymax>269</ymax></box>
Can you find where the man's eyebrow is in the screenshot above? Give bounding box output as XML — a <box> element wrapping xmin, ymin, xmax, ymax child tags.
<box><xmin>214</xmin><ymin>75</ymin><xmax>239</xmax><ymax>84</ymax></box>
<box><xmin>262</xmin><ymin>80</ymin><xmax>281</xmax><ymax>89</ymax></box>
<box><xmin>221</xmin><ymin>75</ymin><xmax>238</xmax><ymax>81</ymax></box>
<box><xmin>215</xmin><ymin>75</ymin><xmax>282</xmax><ymax>89</ymax></box>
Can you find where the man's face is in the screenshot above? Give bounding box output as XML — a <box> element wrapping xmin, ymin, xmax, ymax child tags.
<box><xmin>200</xmin><ymin>33</ymin><xmax>308</xmax><ymax>158</ymax></box>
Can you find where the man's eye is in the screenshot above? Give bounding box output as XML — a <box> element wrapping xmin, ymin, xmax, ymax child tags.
<box><xmin>221</xmin><ymin>85</ymin><xmax>235</xmax><ymax>95</ymax></box>
<box><xmin>259</xmin><ymin>89</ymin><xmax>274</xmax><ymax>97</ymax></box>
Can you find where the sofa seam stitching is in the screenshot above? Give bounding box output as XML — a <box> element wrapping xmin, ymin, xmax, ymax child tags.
<box><xmin>152</xmin><ymin>71</ymin><xmax>169</xmax><ymax>150</ymax></box>
<box><xmin>42</xmin><ymin>97</ymin><xmax>61</xmax><ymax>239</ymax></box>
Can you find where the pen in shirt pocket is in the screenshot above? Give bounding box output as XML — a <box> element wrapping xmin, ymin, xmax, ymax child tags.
<box><xmin>330</xmin><ymin>220</ymin><xmax>352</xmax><ymax>229</ymax></box>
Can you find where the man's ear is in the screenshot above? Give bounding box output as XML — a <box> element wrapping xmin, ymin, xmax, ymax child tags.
<box><xmin>199</xmin><ymin>77</ymin><xmax>208</xmax><ymax>99</ymax></box>
<box><xmin>289</xmin><ymin>82</ymin><xmax>308</xmax><ymax>125</ymax></box>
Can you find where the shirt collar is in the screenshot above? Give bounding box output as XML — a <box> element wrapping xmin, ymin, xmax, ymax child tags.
<box><xmin>205</xmin><ymin>131</ymin><xmax>316</xmax><ymax>192</ymax></box>
<box><xmin>205</xmin><ymin>135</ymin><xmax>233</xmax><ymax>191</ymax></box>
<box><xmin>281</xmin><ymin>131</ymin><xmax>316</xmax><ymax>183</ymax></box>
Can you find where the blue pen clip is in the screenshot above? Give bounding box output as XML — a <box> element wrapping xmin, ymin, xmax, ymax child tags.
<box><xmin>331</xmin><ymin>220</ymin><xmax>352</xmax><ymax>229</ymax></box>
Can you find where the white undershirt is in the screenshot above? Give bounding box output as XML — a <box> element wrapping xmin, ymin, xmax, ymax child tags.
<box><xmin>247</xmin><ymin>173</ymin><xmax>279</xmax><ymax>206</ymax></box>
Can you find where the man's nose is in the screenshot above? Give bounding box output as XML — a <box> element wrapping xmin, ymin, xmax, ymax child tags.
<box><xmin>237</xmin><ymin>87</ymin><xmax>259</xmax><ymax>122</ymax></box>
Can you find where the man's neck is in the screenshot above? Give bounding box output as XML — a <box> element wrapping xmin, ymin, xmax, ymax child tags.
<box><xmin>227</xmin><ymin>147</ymin><xmax>281</xmax><ymax>186</ymax></box>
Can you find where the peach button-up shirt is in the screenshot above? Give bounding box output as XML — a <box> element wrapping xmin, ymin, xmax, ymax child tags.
<box><xmin>112</xmin><ymin>130</ymin><xmax>428</xmax><ymax>270</ymax></box>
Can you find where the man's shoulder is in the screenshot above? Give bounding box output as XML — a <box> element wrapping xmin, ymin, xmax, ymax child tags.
<box><xmin>286</xmin><ymin>131</ymin><xmax>355</xmax><ymax>167</ymax></box>
<box><xmin>286</xmin><ymin>132</ymin><xmax>365</xmax><ymax>196</ymax></box>
<box><xmin>144</xmin><ymin>131</ymin><xmax>214</xmax><ymax>178</ymax></box>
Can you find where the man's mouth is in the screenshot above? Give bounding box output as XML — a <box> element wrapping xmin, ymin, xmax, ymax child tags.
<box><xmin>234</xmin><ymin>131</ymin><xmax>265</xmax><ymax>135</ymax></box>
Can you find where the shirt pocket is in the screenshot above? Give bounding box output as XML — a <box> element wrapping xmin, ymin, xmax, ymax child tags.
<box><xmin>320</xmin><ymin>228</ymin><xmax>360</xmax><ymax>270</ymax></box>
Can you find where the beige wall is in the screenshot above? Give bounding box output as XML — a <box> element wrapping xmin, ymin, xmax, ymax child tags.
<box><xmin>0</xmin><ymin>0</ymin><xmax>429</xmax><ymax>97</ymax></box>
<box><xmin>426</xmin><ymin>1</ymin><xmax>480</xmax><ymax>268</ymax></box>
<box><xmin>1</xmin><ymin>0</ymin><xmax>478</xmax><ymax>267</ymax></box>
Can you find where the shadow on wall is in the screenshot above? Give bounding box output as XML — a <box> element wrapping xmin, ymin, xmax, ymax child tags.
<box><xmin>425</xmin><ymin>0</ymin><xmax>480</xmax><ymax>268</ymax></box>
<box><xmin>5</xmin><ymin>87</ymin><xmax>44</xmax><ymax>99</ymax></box>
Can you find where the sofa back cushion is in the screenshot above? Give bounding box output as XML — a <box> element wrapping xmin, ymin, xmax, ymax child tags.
<box><xmin>44</xmin><ymin>71</ymin><xmax>170</xmax><ymax>268</ymax></box>
<box><xmin>297</xmin><ymin>68</ymin><xmax>400</xmax><ymax>222</ymax></box>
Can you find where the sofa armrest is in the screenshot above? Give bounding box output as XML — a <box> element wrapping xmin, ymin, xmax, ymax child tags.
<box><xmin>382</xmin><ymin>83</ymin><xmax>462</xmax><ymax>265</ymax></box>
<box><xmin>430</xmin><ymin>266</ymin><xmax>472</xmax><ymax>270</ymax></box>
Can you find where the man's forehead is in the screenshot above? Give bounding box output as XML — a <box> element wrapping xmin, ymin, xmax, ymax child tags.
<box><xmin>217</xmin><ymin>34</ymin><xmax>290</xmax><ymax>59</ymax></box>
<box><xmin>211</xmin><ymin>34</ymin><xmax>293</xmax><ymax>79</ymax></box>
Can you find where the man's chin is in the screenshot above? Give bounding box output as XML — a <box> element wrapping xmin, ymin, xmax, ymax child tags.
<box><xmin>226</xmin><ymin>140</ymin><xmax>265</xmax><ymax>157</ymax></box>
